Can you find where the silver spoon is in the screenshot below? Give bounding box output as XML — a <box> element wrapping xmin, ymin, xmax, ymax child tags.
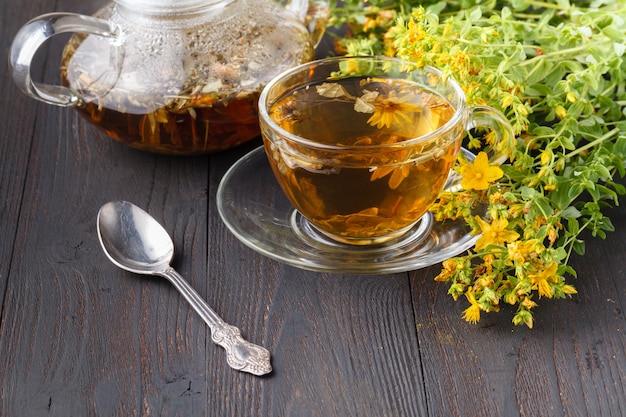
<box><xmin>96</xmin><ymin>200</ymin><xmax>272</xmax><ymax>376</ymax></box>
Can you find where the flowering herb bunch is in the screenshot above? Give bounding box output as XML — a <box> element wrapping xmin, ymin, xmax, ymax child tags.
<box><xmin>330</xmin><ymin>0</ymin><xmax>626</xmax><ymax>327</ymax></box>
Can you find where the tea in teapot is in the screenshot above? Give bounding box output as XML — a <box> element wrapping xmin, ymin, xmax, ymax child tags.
<box><xmin>10</xmin><ymin>0</ymin><xmax>329</xmax><ymax>154</ymax></box>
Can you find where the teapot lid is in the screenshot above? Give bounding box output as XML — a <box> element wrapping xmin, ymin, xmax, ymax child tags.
<box><xmin>115</xmin><ymin>0</ymin><xmax>233</xmax><ymax>16</ymax></box>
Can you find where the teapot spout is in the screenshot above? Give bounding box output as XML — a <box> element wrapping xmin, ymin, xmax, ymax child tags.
<box><xmin>281</xmin><ymin>0</ymin><xmax>329</xmax><ymax>47</ymax></box>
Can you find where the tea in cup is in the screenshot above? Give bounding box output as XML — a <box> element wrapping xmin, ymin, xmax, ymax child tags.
<box><xmin>258</xmin><ymin>56</ymin><xmax>514</xmax><ymax>245</ymax></box>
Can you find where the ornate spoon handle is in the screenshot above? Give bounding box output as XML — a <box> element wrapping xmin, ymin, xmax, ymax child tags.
<box><xmin>161</xmin><ymin>267</ymin><xmax>272</xmax><ymax>376</ymax></box>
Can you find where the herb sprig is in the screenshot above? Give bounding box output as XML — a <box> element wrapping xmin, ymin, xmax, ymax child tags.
<box><xmin>330</xmin><ymin>0</ymin><xmax>626</xmax><ymax>327</ymax></box>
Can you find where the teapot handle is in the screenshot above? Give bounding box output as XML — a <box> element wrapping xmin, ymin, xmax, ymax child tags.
<box><xmin>9</xmin><ymin>13</ymin><xmax>118</xmax><ymax>106</ymax></box>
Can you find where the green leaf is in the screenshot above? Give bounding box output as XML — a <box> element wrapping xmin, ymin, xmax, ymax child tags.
<box><xmin>544</xmin><ymin>71</ymin><xmax>565</xmax><ymax>88</ymax></box>
<box><xmin>568</xmin><ymin>183</ymin><xmax>584</xmax><ymax>201</ymax></box>
<box><xmin>567</xmin><ymin>216</ymin><xmax>580</xmax><ymax>235</ymax></box>
<box><xmin>595</xmin><ymin>185</ymin><xmax>618</xmax><ymax>204</ymax></box>
<box><xmin>594</xmin><ymin>165</ymin><xmax>613</xmax><ymax>180</ymax></box>
<box><xmin>562</xmin><ymin>265</ymin><xmax>577</xmax><ymax>279</ymax></box>
<box><xmin>557</xmin><ymin>135</ymin><xmax>576</xmax><ymax>150</ymax></box>
<box><xmin>525</xmin><ymin>83</ymin><xmax>553</xmax><ymax>97</ymax></box>
<box><xmin>579</xmin><ymin>115</ymin><xmax>604</xmax><ymax>127</ymax></box>
<box><xmin>503</xmin><ymin>191</ymin><xmax>518</xmax><ymax>202</ymax></box>
<box><xmin>572</xmin><ymin>239</ymin><xmax>586</xmax><ymax>255</ymax></box>
<box><xmin>554</xmin><ymin>246</ymin><xmax>568</xmax><ymax>260</ymax></box>
<box><xmin>594</xmin><ymin>229</ymin><xmax>607</xmax><ymax>239</ymax></box>
<box><xmin>603</xmin><ymin>26</ymin><xmax>626</xmax><ymax>43</ymax></box>
<box><xmin>520</xmin><ymin>186</ymin><xmax>538</xmax><ymax>199</ymax></box>
<box><xmin>525</xmin><ymin>60</ymin><xmax>552</xmax><ymax>85</ymax></box>
<box><xmin>510</xmin><ymin>0</ymin><xmax>527</xmax><ymax>10</ymax></box>
<box><xmin>562</xmin><ymin>206</ymin><xmax>582</xmax><ymax>219</ymax></box>
<box><xmin>531</xmin><ymin>125</ymin><xmax>556</xmax><ymax>137</ymax></box>
<box><xmin>584</xmin><ymin>181</ymin><xmax>601</xmax><ymax>200</ymax></box>
<box><xmin>600</xmin><ymin>217</ymin><xmax>616</xmax><ymax>232</ymax></box>
<box><xmin>469</xmin><ymin>6</ymin><xmax>482</xmax><ymax>21</ymax></box>
<box><xmin>611</xmin><ymin>182</ymin><xmax>626</xmax><ymax>195</ymax></box>
<box><xmin>552</xmin><ymin>179</ymin><xmax>582</xmax><ymax>210</ymax></box>
<box><xmin>426</xmin><ymin>1</ymin><xmax>447</xmax><ymax>14</ymax></box>
<box><xmin>532</xmin><ymin>196</ymin><xmax>554</xmax><ymax>217</ymax></box>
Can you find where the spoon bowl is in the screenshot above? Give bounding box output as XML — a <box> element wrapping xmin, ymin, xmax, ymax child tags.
<box><xmin>97</xmin><ymin>201</ymin><xmax>174</xmax><ymax>274</ymax></box>
<box><xmin>97</xmin><ymin>200</ymin><xmax>272</xmax><ymax>376</ymax></box>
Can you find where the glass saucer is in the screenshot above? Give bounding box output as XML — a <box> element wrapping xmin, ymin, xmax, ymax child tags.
<box><xmin>216</xmin><ymin>146</ymin><xmax>480</xmax><ymax>274</ymax></box>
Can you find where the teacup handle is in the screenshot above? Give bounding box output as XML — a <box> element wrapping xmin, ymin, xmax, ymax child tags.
<box><xmin>9</xmin><ymin>13</ymin><xmax>118</xmax><ymax>106</ymax></box>
<box><xmin>445</xmin><ymin>105</ymin><xmax>516</xmax><ymax>191</ymax></box>
<box><xmin>467</xmin><ymin>105</ymin><xmax>516</xmax><ymax>165</ymax></box>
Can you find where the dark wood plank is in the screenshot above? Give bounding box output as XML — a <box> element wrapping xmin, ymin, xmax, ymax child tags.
<box><xmin>207</xmin><ymin>145</ymin><xmax>429</xmax><ymax>416</ymax></box>
<box><xmin>0</xmin><ymin>0</ymin><xmax>56</xmax><ymax>312</ymax></box>
<box><xmin>1</xmin><ymin>0</ymin><xmax>625</xmax><ymax>415</ymax></box>
<box><xmin>410</xmin><ymin>266</ymin><xmax>526</xmax><ymax>417</ymax></box>
<box><xmin>0</xmin><ymin>110</ymin><xmax>214</xmax><ymax>416</ymax></box>
<box><xmin>0</xmin><ymin>0</ymin><xmax>215</xmax><ymax>408</ymax></box>
<box><xmin>515</xmin><ymin>202</ymin><xmax>626</xmax><ymax>417</ymax></box>
<box><xmin>411</xmin><ymin>201</ymin><xmax>626</xmax><ymax>417</ymax></box>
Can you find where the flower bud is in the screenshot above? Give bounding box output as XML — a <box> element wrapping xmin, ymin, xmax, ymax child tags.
<box><xmin>556</xmin><ymin>105</ymin><xmax>567</xmax><ymax>119</ymax></box>
<box><xmin>566</xmin><ymin>92</ymin><xmax>577</xmax><ymax>103</ymax></box>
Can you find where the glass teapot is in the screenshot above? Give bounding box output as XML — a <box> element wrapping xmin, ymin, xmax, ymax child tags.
<box><xmin>9</xmin><ymin>0</ymin><xmax>329</xmax><ymax>155</ymax></box>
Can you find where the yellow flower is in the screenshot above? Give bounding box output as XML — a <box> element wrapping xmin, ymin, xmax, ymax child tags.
<box><xmin>462</xmin><ymin>291</ymin><xmax>481</xmax><ymax>324</ymax></box>
<box><xmin>483</xmin><ymin>253</ymin><xmax>495</xmax><ymax>274</ymax></box>
<box><xmin>406</xmin><ymin>15</ymin><xmax>425</xmax><ymax>39</ymax></box>
<box><xmin>459</xmin><ymin>152</ymin><xmax>504</xmax><ymax>190</ymax></box>
<box><xmin>529</xmin><ymin>261</ymin><xmax>559</xmax><ymax>298</ymax></box>
<box><xmin>362</xmin><ymin>17</ymin><xmax>378</xmax><ymax>32</ymax></box>
<box><xmin>434</xmin><ymin>258</ymin><xmax>457</xmax><ymax>282</ymax></box>
<box><xmin>521</xmin><ymin>297</ymin><xmax>538</xmax><ymax>309</ymax></box>
<box><xmin>501</xmin><ymin>93</ymin><xmax>514</xmax><ymax>109</ymax></box>
<box><xmin>474</xmin><ymin>216</ymin><xmax>520</xmax><ymax>251</ymax></box>
<box><xmin>504</xmin><ymin>291</ymin><xmax>518</xmax><ymax>305</ymax></box>
<box><xmin>506</xmin><ymin>239</ymin><xmax>540</xmax><ymax>265</ymax></box>
<box><xmin>488</xmin><ymin>191</ymin><xmax>503</xmax><ymax>204</ymax></box>
<box><xmin>562</xmin><ymin>284</ymin><xmax>578</xmax><ymax>295</ymax></box>
<box><xmin>366</xmin><ymin>93</ymin><xmax>416</xmax><ymax>129</ymax></box>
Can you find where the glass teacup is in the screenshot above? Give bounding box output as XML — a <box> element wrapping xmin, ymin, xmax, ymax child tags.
<box><xmin>258</xmin><ymin>56</ymin><xmax>514</xmax><ymax>245</ymax></box>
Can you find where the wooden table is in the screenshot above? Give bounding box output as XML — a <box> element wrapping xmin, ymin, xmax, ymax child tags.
<box><xmin>1</xmin><ymin>0</ymin><xmax>625</xmax><ymax>415</ymax></box>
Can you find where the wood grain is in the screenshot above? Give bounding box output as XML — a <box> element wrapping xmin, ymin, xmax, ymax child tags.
<box><xmin>0</xmin><ymin>0</ymin><xmax>624</xmax><ymax>415</ymax></box>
